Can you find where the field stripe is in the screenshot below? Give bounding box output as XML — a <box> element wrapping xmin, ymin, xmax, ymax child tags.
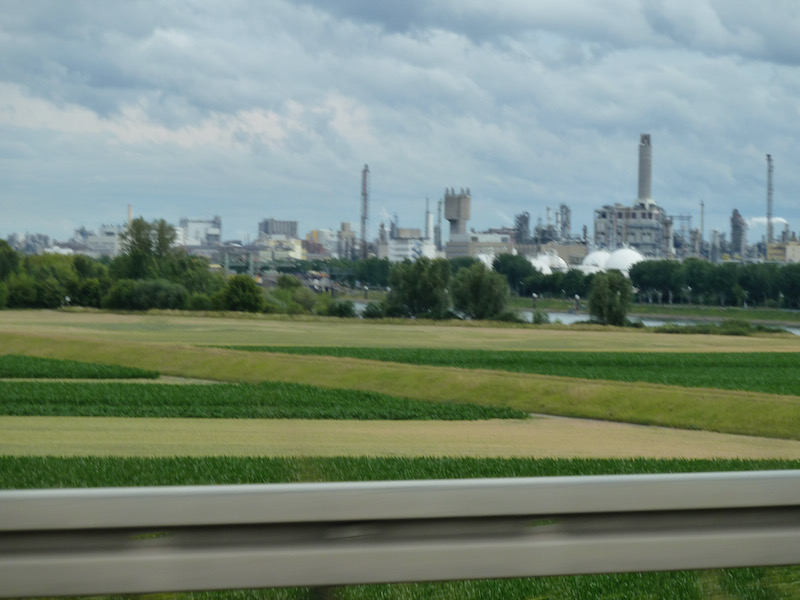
<box><xmin>4</xmin><ymin>416</ymin><xmax>800</xmax><ymax>459</ymax></box>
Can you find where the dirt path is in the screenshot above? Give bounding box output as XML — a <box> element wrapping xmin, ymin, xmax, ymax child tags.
<box><xmin>4</xmin><ymin>415</ymin><xmax>800</xmax><ymax>459</ymax></box>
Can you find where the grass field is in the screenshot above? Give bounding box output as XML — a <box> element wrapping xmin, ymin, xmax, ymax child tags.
<box><xmin>222</xmin><ymin>346</ymin><xmax>800</xmax><ymax>396</ymax></box>
<box><xmin>5</xmin><ymin>308</ymin><xmax>800</xmax><ymax>351</ymax></box>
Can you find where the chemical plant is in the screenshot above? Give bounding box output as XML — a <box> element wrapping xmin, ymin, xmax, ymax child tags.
<box><xmin>13</xmin><ymin>135</ymin><xmax>797</xmax><ymax>274</ymax></box>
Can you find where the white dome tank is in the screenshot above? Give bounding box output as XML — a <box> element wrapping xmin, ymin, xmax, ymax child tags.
<box><xmin>535</xmin><ymin>251</ymin><xmax>568</xmax><ymax>272</ymax></box>
<box><xmin>527</xmin><ymin>257</ymin><xmax>552</xmax><ymax>275</ymax></box>
<box><xmin>605</xmin><ymin>247</ymin><xmax>645</xmax><ymax>275</ymax></box>
<box><xmin>582</xmin><ymin>249</ymin><xmax>611</xmax><ymax>269</ymax></box>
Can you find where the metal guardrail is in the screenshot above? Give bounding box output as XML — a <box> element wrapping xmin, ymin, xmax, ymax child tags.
<box><xmin>2</xmin><ymin>470</ymin><xmax>800</xmax><ymax>597</ymax></box>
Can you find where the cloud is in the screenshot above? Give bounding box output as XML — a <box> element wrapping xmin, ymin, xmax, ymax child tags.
<box><xmin>2</xmin><ymin>0</ymin><xmax>800</xmax><ymax>244</ymax></box>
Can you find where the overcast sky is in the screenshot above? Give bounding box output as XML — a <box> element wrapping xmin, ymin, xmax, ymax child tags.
<box><xmin>2</xmin><ymin>1</ymin><xmax>799</xmax><ymax>246</ymax></box>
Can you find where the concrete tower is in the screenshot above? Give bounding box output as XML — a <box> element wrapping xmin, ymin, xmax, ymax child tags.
<box><xmin>638</xmin><ymin>134</ymin><xmax>652</xmax><ymax>201</ymax></box>
<box><xmin>444</xmin><ymin>187</ymin><xmax>471</xmax><ymax>238</ymax></box>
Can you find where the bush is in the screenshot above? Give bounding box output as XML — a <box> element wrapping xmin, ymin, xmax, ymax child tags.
<box><xmin>494</xmin><ymin>310</ymin><xmax>524</xmax><ymax>323</ymax></box>
<box><xmin>187</xmin><ymin>293</ymin><xmax>212</xmax><ymax>311</ymax></box>
<box><xmin>531</xmin><ymin>310</ymin><xmax>550</xmax><ymax>324</ymax></box>
<box><xmin>362</xmin><ymin>302</ymin><xmax>385</xmax><ymax>319</ymax></box>
<box><xmin>221</xmin><ymin>275</ymin><xmax>266</xmax><ymax>312</ymax></box>
<box><xmin>74</xmin><ymin>278</ymin><xmax>104</xmax><ymax>308</ymax></box>
<box><xmin>6</xmin><ymin>273</ymin><xmax>37</xmax><ymax>308</ymax></box>
<box><xmin>385</xmin><ymin>257</ymin><xmax>451</xmax><ymax>319</ymax></box>
<box><xmin>35</xmin><ymin>277</ymin><xmax>65</xmax><ymax>308</ymax></box>
<box><xmin>262</xmin><ymin>295</ymin><xmax>284</xmax><ymax>314</ymax></box>
<box><xmin>101</xmin><ymin>280</ymin><xmax>136</xmax><ymax>310</ymax></box>
<box><xmin>102</xmin><ymin>279</ymin><xmax>188</xmax><ymax>310</ymax></box>
<box><xmin>588</xmin><ymin>270</ymin><xmax>632</xmax><ymax>326</ymax></box>
<box><xmin>451</xmin><ymin>262</ymin><xmax>509</xmax><ymax>320</ymax></box>
<box><xmin>0</xmin><ymin>282</ymin><xmax>7</xmax><ymax>309</ymax></box>
<box><xmin>327</xmin><ymin>299</ymin><xmax>356</xmax><ymax>318</ymax></box>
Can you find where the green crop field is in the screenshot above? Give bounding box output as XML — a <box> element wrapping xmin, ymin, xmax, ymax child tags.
<box><xmin>0</xmin><ymin>354</ymin><xmax>158</xmax><ymax>379</ymax></box>
<box><xmin>0</xmin><ymin>381</ymin><xmax>526</xmax><ymax>420</ymax></box>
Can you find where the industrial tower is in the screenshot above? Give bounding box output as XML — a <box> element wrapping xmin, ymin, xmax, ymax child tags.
<box><xmin>638</xmin><ymin>134</ymin><xmax>652</xmax><ymax>201</ymax></box>
<box><xmin>767</xmin><ymin>154</ymin><xmax>774</xmax><ymax>244</ymax></box>
<box><xmin>361</xmin><ymin>164</ymin><xmax>369</xmax><ymax>259</ymax></box>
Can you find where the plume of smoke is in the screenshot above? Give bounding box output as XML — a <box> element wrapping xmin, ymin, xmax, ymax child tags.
<box><xmin>746</xmin><ymin>216</ymin><xmax>789</xmax><ymax>228</ymax></box>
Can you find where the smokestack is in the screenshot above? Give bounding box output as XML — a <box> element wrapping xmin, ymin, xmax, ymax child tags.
<box><xmin>425</xmin><ymin>198</ymin><xmax>433</xmax><ymax>241</ymax></box>
<box><xmin>127</xmin><ymin>204</ymin><xmax>132</xmax><ymax>224</ymax></box>
<box><xmin>767</xmin><ymin>154</ymin><xmax>774</xmax><ymax>244</ymax></box>
<box><xmin>638</xmin><ymin>134</ymin><xmax>652</xmax><ymax>201</ymax></box>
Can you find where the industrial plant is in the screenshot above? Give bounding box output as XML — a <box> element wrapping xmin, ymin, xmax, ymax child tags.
<box><xmin>12</xmin><ymin>134</ymin><xmax>798</xmax><ymax>276</ymax></box>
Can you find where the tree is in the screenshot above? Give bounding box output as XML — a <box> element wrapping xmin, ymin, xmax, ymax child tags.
<box><xmin>449</xmin><ymin>256</ymin><xmax>479</xmax><ymax>276</ymax></box>
<box><xmin>385</xmin><ymin>257</ymin><xmax>450</xmax><ymax>318</ymax></box>
<box><xmin>561</xmin><ymin>269</ymin><xmax>588</xmax><ymax>298</ymax></box>
<box><xmin>629</xmin><ymin>260</ymin><xmax>683</xmax><ymax>303</ymax></box>
<box><xmin>354</xmin><ymin>257</ymin><xmax>390</xmax><ymax>287</ymax></box>
<box><xmin>221</xmin><ymin>275</ymin><xmax>266</xmax><ymax>312</ymax></box>
<box><xmin>6</xmin><ymin>273</ymin><xmax>37</xmax><ymax>308</ymax></box>
<box><xmin>152</xmin><ymin>219</ymin><xmax>176</xmax><ymax>259</ymax></box>
<box><xmin>778</xmin><ymin>263</ymin><xmax>800</xmax><ymax>309</ymax></box>
<box><xmin>0</xmin><ymin>240</ymin><xmax>19</xmax><ymax>281</ymax></box>
<box><xmin>114</xmin><ymin>217</ymin><xmax>179</xmax><ymax>280</ymax></box>
<box><xmin>451</xmin><ymin>262</ymin><xmax>509</xmax><ymax>320</ymax></box>
<box><xmin>492</xmin><ymin>254</ymin><xmax>535</xmax><ymax>294</ymax></box>
<box><xmin>588</xmin><ymin>270</ymin><xmax>632</xmax><ymax>326</ymax></box>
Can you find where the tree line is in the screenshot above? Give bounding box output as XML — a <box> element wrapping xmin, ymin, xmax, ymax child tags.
<box><xmin>0</xmin><ymin>220</ymin><xmax>516</xmax><ymax>319</ymax></box>
<box><xmin>629</xmin><ymin>258</ymin><xmax>800</xmax><ymax>308</ymax></box>
<box><xmin>0</xmin><ymin>218</ymin><xmax>674</xmax><ymax>326</ymax></box>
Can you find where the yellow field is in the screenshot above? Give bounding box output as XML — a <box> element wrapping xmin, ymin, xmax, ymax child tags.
<box><xmin>4</xmin><ymin>308</ymin><xmax>800</xmax><ymax>351</ymax></box>
<box><xmin>4</xmin><ymin>415</ymin><xmax>800</xmax><ymax>459</ymax></box>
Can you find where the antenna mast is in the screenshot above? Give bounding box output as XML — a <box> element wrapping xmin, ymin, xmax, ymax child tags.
<box><xmin>766</xmin><ymin>154</ymin><xmax>774</xmax><ymax>244</ymax></box>
<box><xmin>361</xmin><ymin>164</ymin><xmax>369</xmax><ymax>259</ymax></box>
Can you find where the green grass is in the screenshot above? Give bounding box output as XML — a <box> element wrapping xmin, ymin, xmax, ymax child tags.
<box><xmin>0</xmin><ymin>354</ymin><xmax>159</xmax><ymax>379</ymax></box>
<box><xmin>0</xmin><ymin>381</ymin><xmax>527</xmax><ymax>420</ymax></box>
<box><xmin>3</xmin><ymin>457</ymin><xmax>799</xmax><ymax>600</ymax></box>
<box><xmin>221</xmin><ymin>347</ymin><xmax>800</xmax><ymax>397</ymax></box>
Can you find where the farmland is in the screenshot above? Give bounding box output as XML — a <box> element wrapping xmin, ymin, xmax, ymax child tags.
<box><xmin>3</xmin><ymin>309</ymin><xmax>800</xmax><ymax>598</ymax></box>
<box><xmin>0</xmin><ymin>381</ymin><xmax>525</xmax><ymax>420</ymax></box>
<box><xmin>222</xmin><ymin>346</ymin><xmax>800</xmax><ymax>396</ymax></box>
<box><xmin>0</xmin><ymin>354</ymin><xmax>158</xmax><ymax>379</ymax></box>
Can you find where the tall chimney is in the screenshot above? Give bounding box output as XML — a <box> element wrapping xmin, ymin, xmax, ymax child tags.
<box><xmin>638</xmin><ymin>134</ymin><xmax>652</xmax><ymax>201</ymax></box>
<box><xmin>767</xmin><ymin>154</ymin><xmax>774</xmax><ymax>244</ymax></box>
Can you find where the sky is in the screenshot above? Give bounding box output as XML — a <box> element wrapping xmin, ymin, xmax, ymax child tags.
<box><xmin>2</xmin><ymin>1</ymin><xmax>800</xmax><ymax>246</ymax></box>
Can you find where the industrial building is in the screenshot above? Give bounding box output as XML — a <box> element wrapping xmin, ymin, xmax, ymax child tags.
<box><xmin>730</xmin><ymin>209</ymin><xmax>747</xmax><ymax>259</ymax></box>
<box><xmin>593</xmin><ymin>134</ymin><xmax>674</xmax><ymax>258</ymax></box>
<box><xmin>178</xmin><ymin>217</ymin><xmax>221</xmax><ymax>247</ymax></box>
<box><xmin>258</xmin><ymin>218</ymin><xmax>298</xmax><ymax>239</ymax></box>
<box><xmin>443</xmin><ymin>188</ymin><xmax>513</xmax><ymax>259</ymax></box>
<box><xmin>376</xmin><ymin>201</ymin><xmax>437</xmax><ymax>262</ymax></box>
